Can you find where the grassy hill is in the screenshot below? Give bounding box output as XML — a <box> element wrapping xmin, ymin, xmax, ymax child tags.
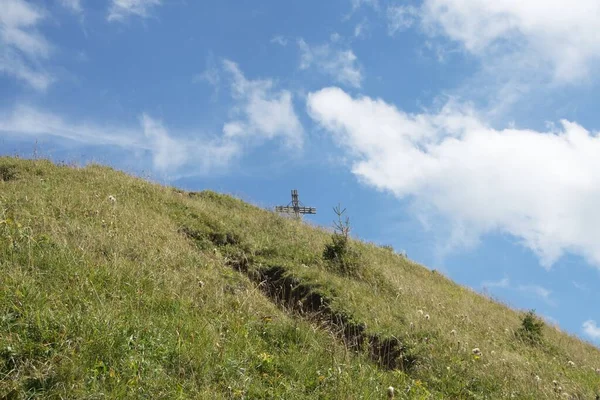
<box><xmin>1</xmin><ymin>156</ymin><xmax>599</xmax><ymax>399</ymax></box>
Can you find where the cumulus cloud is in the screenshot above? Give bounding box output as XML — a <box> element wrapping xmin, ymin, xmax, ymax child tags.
<box><xmin>307</xmin><ymin>87</ymin><xmax>600</xmax><ymax>268</ymax></box>
<box><xmin>582</xmin><ymin>320</ymin><xmax>600</xmax><ymax>341</ymax></box>
<box><xmin>298</xmin><ymin>37</ymin><xmax>362</xmax><ymax>88</ymax></box>
<box><xmin>412</xmin><ymin>0</ymin><xmax>600</xmax><ymax>83</ymax></box>
<box><xmin>0</xmin><ymin>0</ymin><xmax>53</xmax><ymax>90</ymax></box>
<box><xmin>0</xmin><ymin>105</ymin><xmax>239</xmax><ymax>174</ymax></box>
<box><xmin>222</xmin><ymin>60</ymin><xmax>304</xmax><ymax>148</ymax></box>
<box><xmin>108</xmin><ymin>0</ymin><xmax>162</xmax><ymax>22</ymax></box>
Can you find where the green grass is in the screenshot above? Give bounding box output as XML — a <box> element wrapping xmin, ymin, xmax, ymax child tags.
<box><xmin>1</xmin><ymin>156</ymin><xmax>599</xmax><ymax>399</ymax></box>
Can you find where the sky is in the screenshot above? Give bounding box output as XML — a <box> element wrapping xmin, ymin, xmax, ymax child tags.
<box><xmin>1</xmin><ymin>0</ymin><xmax>599</xmax><ymax>345</ymax></box>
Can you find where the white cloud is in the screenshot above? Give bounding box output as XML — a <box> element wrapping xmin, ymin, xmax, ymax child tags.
<box><xmin>0</xmin><ymin>62</ymin><xmax>302</xmax><ymax>175</ymax></box>
<box><xmin>540</xmin><ymin>314</ymin><xmax>559</xmax><ymax>326</ymax></box>
<box><xmin>418</xmin><ymin>0</ymin><xmax>600</xmax><ymax>83</ymax></box>
<box><xmin>387</xmin><ymin>5</ymin><xmax>418</xmax><ymax>35</ymax></box>
<box><xmin>350</xmin><ymin>0</ymin><xmax>379</xmax><ymax>11</ymax></box>
<box><xmin>572</xmin><ymin>281</ymin><xmax>589</xmax><ymax>293</ymax></box>
<box><xmin>518</xmin><ymin>284</ymin><xmax>553</xmax><ymax>304</ymax></box>
<box><xmin>482</xmin><ymin>278</ymin><xmax>555</xmax><ymax>306</ymax></box>
<box><xmin>353</xmin><ymin>20</ymin><xmax>368</xmax><ymax>38</ymax></box>
<box><xmin>482</xmin><ymin>277</ymin><xmax>510</xmax><ymax>289</ymax></box>
<box><xmin>193</xmin><ymin>54</ymin><xmax>220</xmax><ymax>88</ymax></box>
<box><xmin>270</xmin><ymin>35</ymin><xmax>288</xmax><ymax>46</ymax></box>
<box><xmin>582</xmin><ymin>320</ymin><xmax>600</xmax><ymax>341</ymax></box>
<box><xmin>298</xmin><ymin>38</ymin><xmax>362</xmax><ymax>88</ymax></box>
<box><xmin>0</xmin><ymin>0</ymin><xmax>53</xmax><ymax>90</ymax></box>
<box><xmin>139</xmin><ymin>114</ymin><xmax>238</xmax><ymax>173</ymax></box>
<box><xmin>307</xmin><ymin>87</ymin><xmax>600</xmax><ymax>269</ymax></box>
<box><xmin>194</xmin><ymin>67</ymin><xmax>219</xmax><ymax>87</ymax></box>
<box><xmin>0</xmin><ymin>105</ymin><xmax>239</xmax><ymax>174</ymax></box>
<box><xmin>222</xmin><ymin>59</ymin><xmax>304</xmax><ymax>148</ymax></box>
<box><xmin>60</xmin><ymin>0</ymin><xmax>82</xmax><ymax>14</ymax></box>
<box><xmin>108</xmin><ymin>0</ymin><xmax>162</xmax><ymax>22</ymax></box>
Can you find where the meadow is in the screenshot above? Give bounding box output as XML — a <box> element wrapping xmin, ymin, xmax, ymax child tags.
<box><xmin>1</xmin><ymin>156</ymin><xmax>599</xmax><ymax>399</ymax></box>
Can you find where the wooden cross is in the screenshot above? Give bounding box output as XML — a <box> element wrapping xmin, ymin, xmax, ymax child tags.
<box><xmin>275</xmin><ymin>189</ymin><xmax>316</xmax><ymax>218</ymax></box>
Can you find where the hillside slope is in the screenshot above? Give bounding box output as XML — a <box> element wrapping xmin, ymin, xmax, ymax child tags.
<box><xmin>1</xmin><ymin>157</ymin><xmax>599</xmax><ymax>399</ymax></box>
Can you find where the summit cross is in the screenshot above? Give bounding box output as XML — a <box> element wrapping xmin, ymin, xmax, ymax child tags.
<box><xmin>275</xmin><ymin>189</ymin><xmax>316</xmax><ymax>218</ymax></box>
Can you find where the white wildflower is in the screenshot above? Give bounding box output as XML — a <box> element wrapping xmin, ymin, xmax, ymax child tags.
<box><xmin>424</xmin><ymin>314</ymin><xmax>430</xmax><ymax>320</ymax></box>
<box><xmin>534</xmin><ymin>375</ymin><xmax>541</xmax><ymax>383</ymax></box>
<box><xmin>387</xmin><ymin>386</ymin><xmax>395</xmax><ymax>399</ymax></box>
<box><xmin>108</xmin><ymin>195</ymin><xmax>116</xmax><ymax>203</ymax></box>
<box><xmin>417</xmin><ymin>309</ymin><xmax>424</xmax><ymax>315</ymax></box>
<box><xmin>567</xmin><ymin>360</ymin><xmax>575</xmax><ymax>367</ymax></box>
<box><xmin>472</xmin><ymin>348</ymin><xmax>482</xmax><ymax>356</ymax></box>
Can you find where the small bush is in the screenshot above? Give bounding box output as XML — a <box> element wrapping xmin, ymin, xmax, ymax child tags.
<box><xmin>0</xmin><ymin>165</ymin><xmax>18</xmax><ymax>181</ymax></box>
<box><xmin>516</xmin><ymin>310</ymin><xmax>544</xmax><ymax>344</ymax></box>
<box><xmin>323</xmin><ymin>204</ymin><xmax>362</xmax><ymax>277</ymax></box>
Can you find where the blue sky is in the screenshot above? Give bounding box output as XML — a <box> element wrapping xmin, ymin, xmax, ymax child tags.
<box><xmin>1</xmin><ymin>0</ymin><xmax>600</xmax><ymax>345</ymax></box>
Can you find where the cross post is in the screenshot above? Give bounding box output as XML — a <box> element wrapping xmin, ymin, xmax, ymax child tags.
<box><xmin>275</xmin><ymin>189</ymin><xmax>317</xmax><ymax>218</ymax></box>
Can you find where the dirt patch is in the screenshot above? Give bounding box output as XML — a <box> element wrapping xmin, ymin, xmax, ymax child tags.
<box><xmin>179</xmin><ymin>218</ymin><xmax>417</xmax><ymax>372</ymax></box>
<box><xmin>230</xmin><ymin>262</ymin><xmax>416</xmax><ymax>371</ymax></box>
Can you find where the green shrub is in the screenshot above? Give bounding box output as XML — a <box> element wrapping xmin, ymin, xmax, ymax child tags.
<box><xmin>516</xmin><ymin>310</ymin><xmax>544</xmax><ymax>344</ymax></box>
<box><xmin>323</xmin><ymin>204</ymin><xmax>362</xmax><ymax>277</ymax></box>
<box><xmin>0</xmin><ymin>164</ymin><xmax>18</xmax><ymax>181</ymax></box>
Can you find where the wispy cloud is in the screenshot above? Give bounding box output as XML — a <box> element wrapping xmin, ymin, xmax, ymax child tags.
<box><xmin>482</xmin><ymin>277</ymin><xmax>510</xmax><ymax>289</ymax></box>
<box><xmin>222</xmin><ymin>60</ymin><xmax>304</xmax><ymax>149</ymax></box>
<box><xmin>540</xmin><ymin>314</ymin><xmax>559</xmax><ymax>327</ymax></box>
<box><xmin>518</xmin><ymin>284</ymin><xmax>553</xmax><ymax>305</ymax></box>
<box><xmin>353</xmin><ymin>20</ymin><xmax>368</xmax><ymax>38</ymax></box>
<box><xmin>298</xmin><ymin>36</ymin><xmax>362</xmax><ymax>88</ymax></box>
<box><xmin>572</xmin><ymin>281</ymin><xmax>589</xmax><ymax>293</ymax></box>
<box><xmin>582</xmin><ymin>320</ymin><xmax>600</xmax><ymax>341</ymax></box>
<box><xmin>60</xmin><ymin>0</ymin><xmax>82</xmax><ymax>15</ymax></box>
<box><xmin>0</xmin><ymin>0</ymin><xmax>53</xmax><ymax>90</ymax></box>
<box><xmin>307</xmin><ymin>87</ymin><xmax>600</xmax><ymax>269</ymax></box>
<box><xmin>350</xmin><ymin>0</ymin><xmax>379</xmax><ymax>12</ymax></box>
<box><xmin>0</xmin><ymin>62</ymin><xmax>303</xmax><ymax>176</ymax></box>
<box><xmin>481</xmin><ymin>278</ymin><xmax>554</xmax><ymax>305</ymax></box>
<box><xmin>387</xmin><ymin>5</ymin><xmax>418</xmax><ymax>35</ymax></box>
<box><xmin>270</xmin><ymin>35</ymin><xmax>288</xmax><ymax>46</ymax></box>
<box><xmin>108</xmin><ymin>0</ymin><xmax>162</xmax><ymax>22</ymax></box>
<box><xmin>0</xmin><ymin>105</ymin><xmax>239</xmax><ymax>175</ymax></box>
<box><xmin>193</xmin><ymin>53</ymin><xmax>221</xmax><ymax>100</ymax></box>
